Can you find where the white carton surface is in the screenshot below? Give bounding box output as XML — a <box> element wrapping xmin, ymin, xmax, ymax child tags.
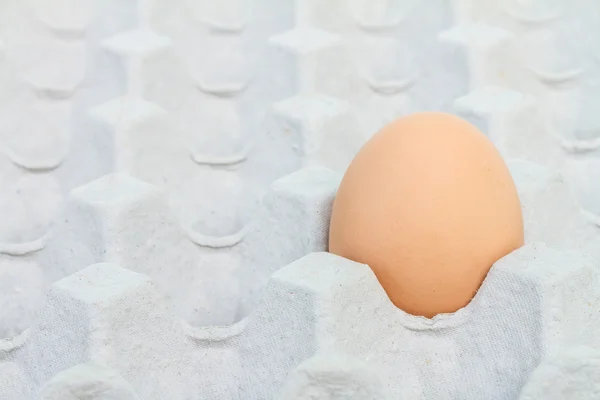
<box><xmin>1</xmin><ymin>0</ymin><xmax>600</xmax><ymax>398</ymax></box>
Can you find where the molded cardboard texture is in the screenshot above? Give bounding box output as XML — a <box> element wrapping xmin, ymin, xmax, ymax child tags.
<box><xmin>0</xmin><ymin>0</ymin><xmax>599</xmax><ymax>399</ymax></box>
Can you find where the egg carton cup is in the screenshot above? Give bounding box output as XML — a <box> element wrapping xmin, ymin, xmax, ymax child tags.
<box><xmin>1</xmin><ymin>159</ymin><xmax>599</xmax><ymax>400</ymax></box>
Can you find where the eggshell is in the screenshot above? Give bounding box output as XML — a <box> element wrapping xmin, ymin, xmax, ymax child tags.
<box><xmin>328</xmin><ymin>112</ymin><xmax>524</xmax><ymax>318</ymax></box>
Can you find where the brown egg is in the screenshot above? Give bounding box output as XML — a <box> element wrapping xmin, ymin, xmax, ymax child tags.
<box><xmin>329</xmin><ymin>112</ymin><xmax>524</xmax><ymax>318</ymax></box>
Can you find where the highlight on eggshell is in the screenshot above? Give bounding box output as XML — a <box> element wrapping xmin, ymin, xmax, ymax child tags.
<box><xmin>328</xmin><ymin>112</ymin><xmax>525</xmax><ymax>318</ymax></box>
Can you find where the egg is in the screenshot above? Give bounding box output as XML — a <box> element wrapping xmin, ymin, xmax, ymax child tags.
<box><xmin>329</xmin><ymin>112</ymin><xmax>524</xmax><ymax>318</ymax></box>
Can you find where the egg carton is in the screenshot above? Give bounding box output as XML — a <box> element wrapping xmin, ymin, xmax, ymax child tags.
<box><xmin>1</xmin><ymin>160</ymin><xmax>600</xmax><ymax>400</ymax></box>
<box><xmin>1</xmin><ymin>0</ymin><xmax>600</xmax><ymax>399</ymax></box>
